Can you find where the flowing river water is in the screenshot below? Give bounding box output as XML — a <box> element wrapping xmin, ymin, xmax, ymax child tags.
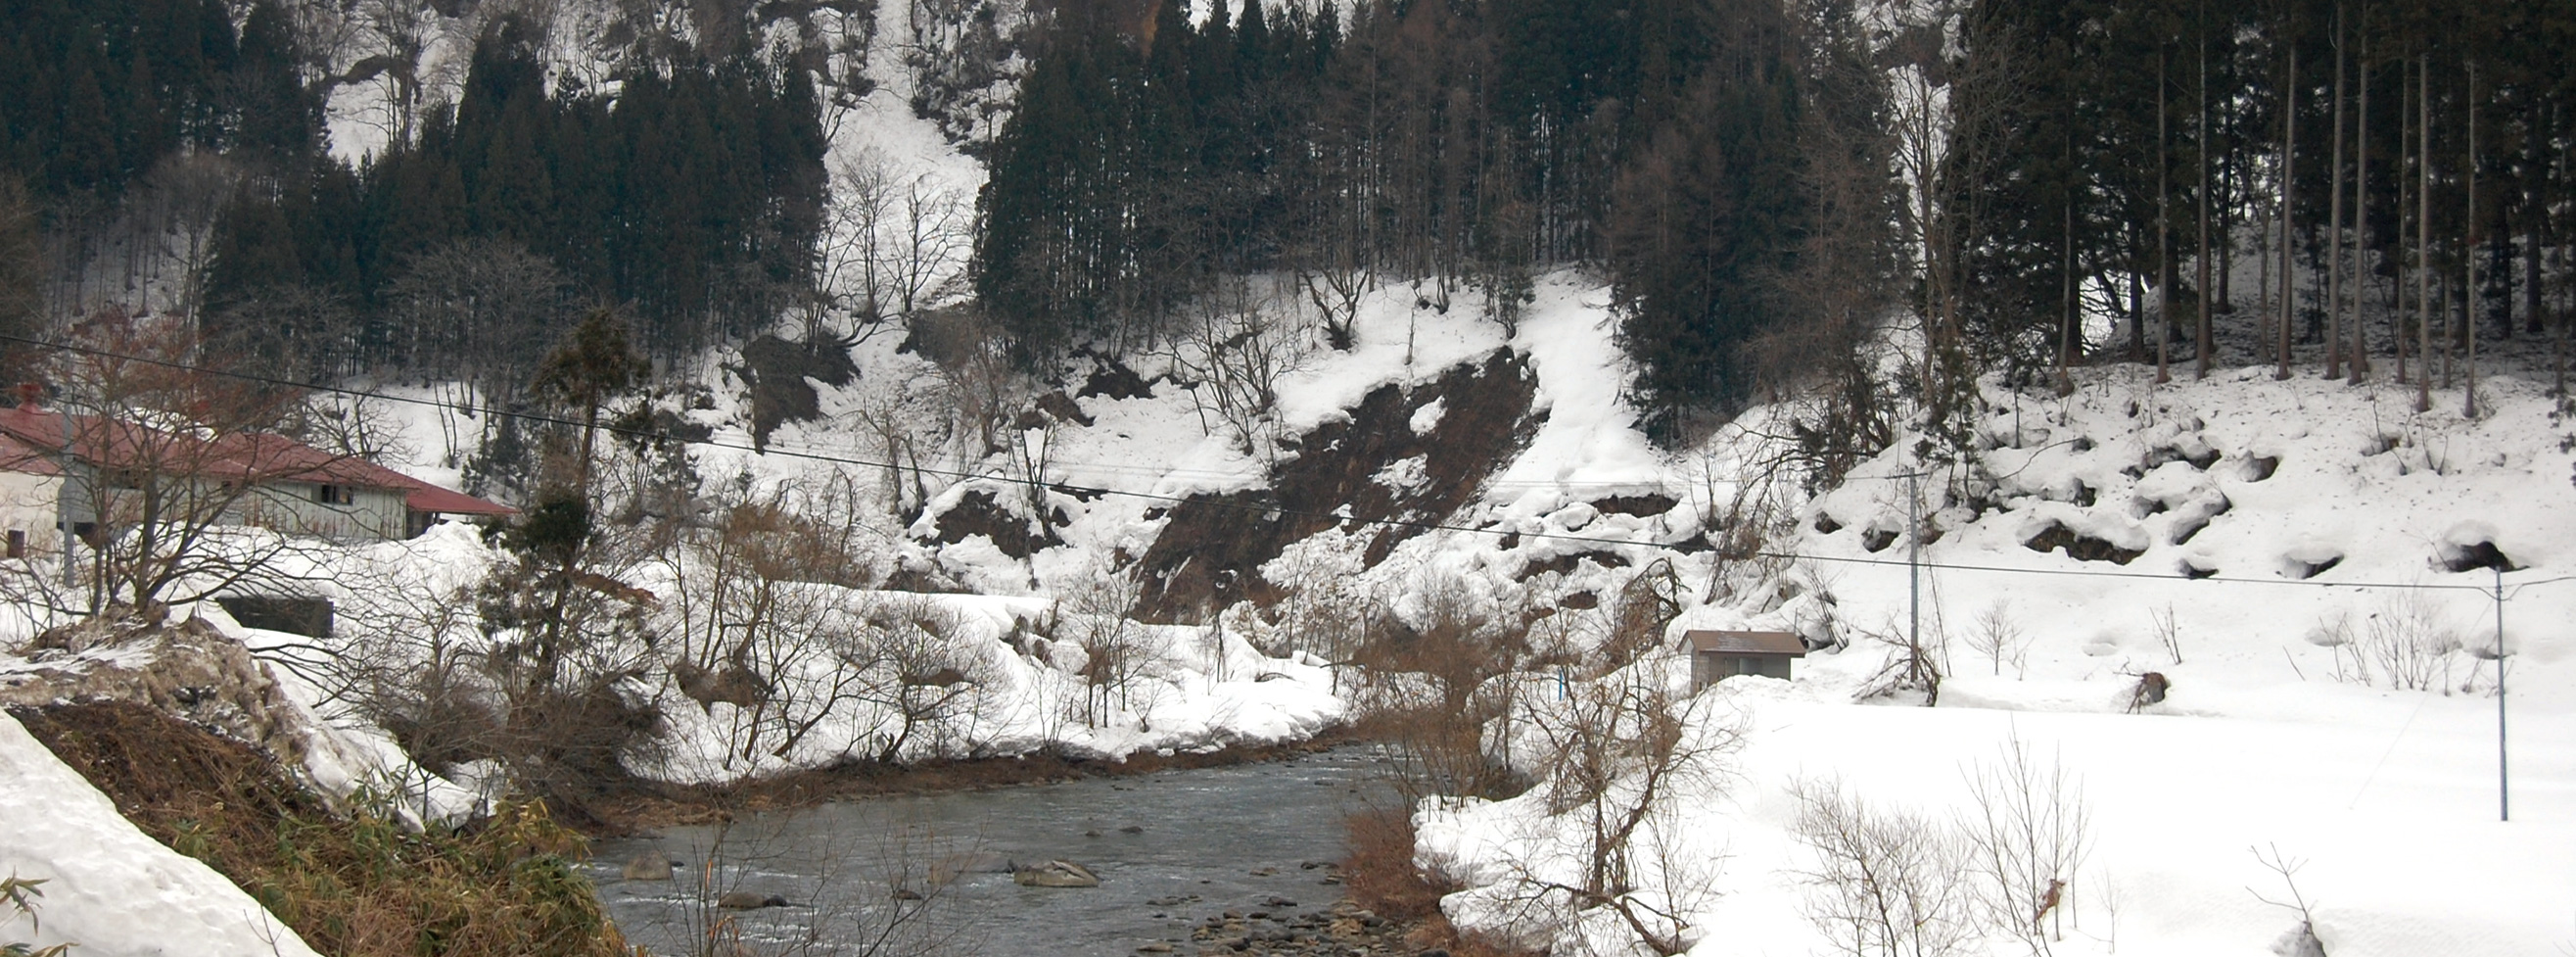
<box><xmin>589</xmin><ymin>747</ymin><xmax>1397</xmax><ymax>957</ymax></box>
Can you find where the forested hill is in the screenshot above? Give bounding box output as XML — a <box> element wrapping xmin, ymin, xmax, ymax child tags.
<box><xmin>3</xmin><ymin>0</ymin><xmax>2574</xmax><ymax>466</ymax></box>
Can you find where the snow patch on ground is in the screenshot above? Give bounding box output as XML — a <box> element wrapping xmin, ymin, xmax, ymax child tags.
<box><xmin>0</xmin><ymin>711</ymin><xmax>322</xmax><ymax>957</ymax></box>
<box><xmin>1417</xmin><ymin>358</ymin><xmax>2576</xmax><ymax>956</ymax></box>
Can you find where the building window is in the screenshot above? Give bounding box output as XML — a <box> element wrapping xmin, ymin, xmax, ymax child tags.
<box><xmin>314</xmin><ymin>484</ymin><xmax>353</xmax><ymax>505</ymax></box>
<box><xmin>5</xmin><ymin>530</ymin><xmax>23</xmax><ymax>559</ymax></box>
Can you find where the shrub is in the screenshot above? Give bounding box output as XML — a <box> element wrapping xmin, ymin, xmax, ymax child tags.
<box><xmin>2</xmin><ymin>874</ymin><xmax>71</xmax><ymax>957</ymax></box>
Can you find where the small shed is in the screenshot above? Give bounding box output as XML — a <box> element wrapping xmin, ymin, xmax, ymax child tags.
<box><xmin>1684</xmin><ymin>630</ymin><xmax>1806</xmax><ymax>688</ymax></box>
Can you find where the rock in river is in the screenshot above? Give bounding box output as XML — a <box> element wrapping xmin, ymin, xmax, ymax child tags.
<box><xmin>622</xmin><ymin>852</ymin><xmax>679</xmax><ymax>882</ymax></box>
<box><xmin>1012</xmin><ymin>859</ymin><xmax>1102</xmax><ymax>888</ymax></box>
<box><xmin>716</xmin><ymin>891</ymin><xmax>791</xmax><ymax>910</ymax></box>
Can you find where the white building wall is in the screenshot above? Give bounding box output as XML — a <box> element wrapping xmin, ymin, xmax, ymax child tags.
<box><xmin>0</xmin><ymin>471</ymin><xmax>63</xmax><ymax>559</ymax></box>
<box><xmin>230</xmin><ymin>483</ymin><xmax>407</xmax><ymax>542</ymax></box>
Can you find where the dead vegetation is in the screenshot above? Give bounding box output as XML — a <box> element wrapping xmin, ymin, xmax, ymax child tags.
<box><xmin>10</xmin><ymin>702</ymin><xmax>629</xmax><ymax>957</ymax></box>
<box><xmin>1338</xmin><ymin>804</ymin><xmax>1533</xmax><ymax>957</ymax></box>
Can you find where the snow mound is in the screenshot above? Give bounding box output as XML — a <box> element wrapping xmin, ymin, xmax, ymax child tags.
<box><xmin>0</xmin><ymin>710</ymin><xmax>321</xmax><ymax>957</ymax></box>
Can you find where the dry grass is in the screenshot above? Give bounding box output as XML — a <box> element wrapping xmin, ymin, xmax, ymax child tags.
<box><xmin>1340</xmin><ymin>803</ymin><xmax>1453</xmax><ymax>920</ymax></box>
<box><xmin>11</xmin><ymin>702</ymin><xmax>631</xmax><ymax>957</ymax></box>
<box><xmin>1340</xmin><ymin>803</ymin><xmax>1533</xmax><ymax>956</ymax></box>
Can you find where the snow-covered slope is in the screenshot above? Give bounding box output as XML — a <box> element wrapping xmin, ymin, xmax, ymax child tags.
<box><xmin>1411</xmin><ymin>353</ymin><xmax>2576</xmax><ymax>956</ymax></box>
<box><xmin>643</xmin><ymin>251</ymin><xmax>2563</xmax><ymax>953</ymax></box>
<box><xmin>0</xmin><ymin>711</ymin><xmax>323</xmax><ymax>957</ymax></box>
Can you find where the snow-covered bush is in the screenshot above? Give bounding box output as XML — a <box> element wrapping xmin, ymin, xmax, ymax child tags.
<box><xmin>2313</xmin><ymin>592</ymin><xmax>2476</xmax><ymax>693</ymax></box>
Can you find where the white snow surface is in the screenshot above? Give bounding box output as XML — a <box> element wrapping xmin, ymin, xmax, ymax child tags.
<box><xmin>0</xmin><ymin>710</ymin><xmax>323</xmax><ymax>957</ymax></box>
<box><xmin>1410</xmin><ymin>356</ymin><xmax>2576</xmax><ymax>955</ymax></box>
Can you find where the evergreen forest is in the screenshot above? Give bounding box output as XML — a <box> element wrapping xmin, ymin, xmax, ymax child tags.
<box><xmin>1</xmin><ymin>0</ymin><xmax>2573</xmax><ymax>448</ymax></box>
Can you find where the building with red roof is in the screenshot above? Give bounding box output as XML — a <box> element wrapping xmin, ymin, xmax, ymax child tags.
<box><xmin>0</xmin><ymin>402</ymin><xmax>513</xmax><ymax>552</ymax></box>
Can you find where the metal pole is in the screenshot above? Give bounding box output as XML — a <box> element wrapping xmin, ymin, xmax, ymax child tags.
<box><xmin>2497</xmin><ymin>565</ymin><xmax>2507</xmax><ymax>822</ymax></box>
<box><xmin>1908</xmin><ymin>470</ymin><xmax>1921</xmax><ymax>654</ymax></box>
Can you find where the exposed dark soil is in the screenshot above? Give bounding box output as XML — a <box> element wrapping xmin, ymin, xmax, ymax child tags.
<box><xmin>1079</xmin><ymin>356</ymin><xmax>1158</xmax><ymax>401</ymax></box>
<box><xmin>2024</xmin><ymin>522</ymin><xmax>2145</xmax><ymax>564</ymax></box>
<box><xmin>732</xmin><ymin>333</ymin><xmax>860</xmax><ymax>448</ymax></box>
<box><xmin>10</xmin><ymin>701</ymin><xmax>328</xmax><ymax>843</ymax></box>
<box><xmin>1132</xmin><ymin>349</ymin><xmax>1543</xmax><ymax>622</ymax></box>
<box><xmin>1031</xmin><ymin>389</ymin><xmax>1097</xmax><ymax>426</ymax></box>
<box><xmin>1590</xmin><ymin>493</ymin><xmax>1678</xmax><ymax>517</ymax></box>
<box><xmin>2442</xmin><ymin>540</ymin><xmax>2519</xmax><ymax>573</ymax></box>
<box><xmin>1511</xmin><ymin>550</ymin><xmax>1632</xmax><ymax>582</ymax></box>
<box><xmin>924</xmin><ymin>488</ymin><xmax>1066</xmax><ymax>559</ymax></box>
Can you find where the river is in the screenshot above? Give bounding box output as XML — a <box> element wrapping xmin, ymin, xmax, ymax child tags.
<box><xmin>589</xmin><ymin>746</ymin><xmax>1395</xmax><ymax>956</ymax></box>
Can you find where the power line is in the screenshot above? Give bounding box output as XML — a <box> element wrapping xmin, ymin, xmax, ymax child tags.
<box><xmin>5</xmin><ymin>333</ymin><xmax>2564</xmax><ymax>595</ymax></box>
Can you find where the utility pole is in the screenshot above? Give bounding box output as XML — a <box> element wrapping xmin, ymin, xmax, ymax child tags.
<box><xmin>2497</xmin><ymin>565</ymin><xmax>2508</xmax><ymax>822</ymax></box>
<box><xmin>1908</xmin><ymin>469</ymin><xmax>1922</xmax><ymax>653</ymax></box>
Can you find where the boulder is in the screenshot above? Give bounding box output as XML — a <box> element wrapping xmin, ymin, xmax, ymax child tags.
<box><xmin>716</xmin><ymin>891</ymin><xmax>791</xmax><ymax>910</ymax></box>
<box><xmin>1011</xmin><ymin>859</ymin><xmax>1101</xmax><ymax>888</ymax></box>
<box><xmin>622</xmin><ymin>852</ymin><xmax>679</xmax><ymax>881</ymax></box>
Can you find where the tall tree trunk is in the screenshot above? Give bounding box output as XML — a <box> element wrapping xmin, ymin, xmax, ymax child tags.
<box><xmin>2465</xmin><ymin>59</ymin><xmax>2480</xmax><ymax>419</ymax></box>
<box><xmin>2418</xmin><ymin>51</ymin><xmax>2434</xmax><ymax>412</ymax></box>
<box><xmin>2196</xmin><ymin>8</ymin><xmax>2214</xmax><ymax>378</ymax></box>
<box><xmin>2395</xmin><ymin>51</ymin><xmax>2411</xmax><ymax>386</ymax></box>
<box><xmin>2526</xmin><ymin>105</ymin><xmax>2546</xmax><ymax>337</ymax></box>
<box><xmin>2278</xmin><ymin>47</ymin><xmax>2299</xmax><ymax>380</ymax></box>
<box><xmin>2351</xmin><ymin>16</ymin><xmax>2371</xmax><ymax>379</ymax></box>
<box><xmin>2061</xmin><ymin>126</ymin><xmax>2079</xmax><ymax>395</ymax></box>
<box><xmin>2260</xmin><ymin>183</ymin><xmax>2274</xmax><ymax>364</ymax></box>
<box><xmin>2325</xmin><ymin>6</ymin><xmax>2347</xmax><ymax>379</ymax></box>
<box><xmin>2561</xmin><ymin>103</ymin><xmax>2572</xmax><ymax>400</ymax></box>
<box><xmin>2158</xmin><ymin>44</ymin><xmax>2174</xmax><ymax>383</ymax></box>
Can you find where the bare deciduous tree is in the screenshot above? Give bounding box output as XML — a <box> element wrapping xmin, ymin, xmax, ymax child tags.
<box><xmin>1360</xmin><ymin>569</ymin><xmax>1527</xmax><ymax>802</ymax></box>
<box><xmin>135</xmin><ymin>152</ymin><xmax>241</xmax><ymax>322</ymax></box>
<box><xmin>1958</xmin><ymin>732</ymin><xmax>2092</xmax><ymax>955</ymax></box>
<box><xmin>813</xmin><ymin>150</ymin><xmax>971</xmax><ymax>344</ymax></box>
<box><xmin>1059</xmin><ymin>563</ymin><xmax>1159</xmax><ymax>729</ymax></box>
<box><xmin>664</xmin><ymin>489</ymin><xmax>877</xmax><ymax>772</ymax></box>
<box><xmin>1480</xmin><ymin>661</ymin><xmax>1739</xmax><ymax>956</ymax></box>
<box><xmin>382</xmin><ymin>237</ymin><xmax>567</xmax><ymax>406</ymax></box>
<box><xmin>1162</xmin><ymin>278</ymin><xmax>1313</xmax><ymax>462</ymax></box>
<box><xmin>1</xmin><ymin>313</ymin><xmax>357</xmax><ymax>620</ymax></box>
<box><xmin>1791</xmin><ymin>777</ymin><xmax>1978</xmax><ymax>957</ymax></box>
<box><xmin>1967</xmin><ymin>598</ymin><xmax>2028</xmax><ymax>677</ymax></box>
<box><xmin>853</xmin><ymin>593</ymin><xmax>996</xmax><ymax>763</ymax></box>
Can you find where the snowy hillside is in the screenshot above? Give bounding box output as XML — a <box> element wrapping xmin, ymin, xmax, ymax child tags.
<box><xmin>18</xmin><ymin>0</ymin><xmax>2569</xmax><ymax>953</ymax></box>
<box><xmin>649</xmin><ymin>263</ymin><xmax>2574</xmax><ymax>953</ymax></box>
<box><xmin>1415</xmin><ymin>358</ymin><xmax>2576</xmax><ymax>956</ymax></box>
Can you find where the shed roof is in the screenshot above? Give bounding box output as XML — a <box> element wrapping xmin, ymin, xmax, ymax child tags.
<box><xmin>1682</xmin><ymin>630</ymin><xmax>1806</xmax><ymax>657</ymax></box>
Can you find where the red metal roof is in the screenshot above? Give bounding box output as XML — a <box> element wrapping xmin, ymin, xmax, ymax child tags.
<box><xmin>331</xmin><ymin>456</ymin><xmax>520</xmax><ymax>516</ymax></box>
<box><xmin>1683</xmin><ymin>630</ymin><xmax>1806</xmax><ymax>657</ymax></box>
<box><xmin>0</xmin><ymin>432</ymin><xmax>62</xmax><ymax>476</ymax></box>
<box><xmin>0</xmin><ymin>405</ymin><xmax>513</xmax><ymax>516</ymax></box>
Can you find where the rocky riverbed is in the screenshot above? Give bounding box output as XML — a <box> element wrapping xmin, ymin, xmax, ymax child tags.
<box><xmin>1152</xmin><ymin>893</ymin><xmax>1432</xmax><ymax>956</ymax></box>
